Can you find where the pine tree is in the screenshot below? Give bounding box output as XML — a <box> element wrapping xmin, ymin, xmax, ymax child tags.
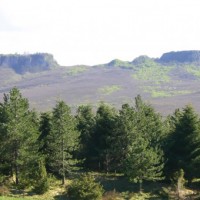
<box><xmin>164</xmin><ymin>109</ymin><xmax>183</xmax><ymax>179</ymax></box>
<box><xmin>0</xmin><ymin>87</ymin><xmax>39</xmax><ymax>185</ymax></box>
<box><xmin>38</xmin><ymin>112</ymin><xmax>52</xmax><ymax>172</ymax></box>
<box><xmin>49</xmin><ymin>101</ymin><xmax>79</xmax><ymax>184</ymax></box>
<box><xmin>124</xmin><ymin>136</ymin><xmax>164</xmax><ymax>192</ymax></box>
<box><xmin>33</xmin><ymin>160</ymin><xmax>49</xmax><ymax>194</ymax></box>
<box><xmin>93</xmin><ymin>103</ymin><xmax>117</xmax><ymax>172</ymax></box>
<box><xmin>76</xmin><ymin>105</ymin><xmax>96</xmax><ymax>168</ymax></box>
<box><xmin>123</xmin><ymin>96</ymin><xmax>164</xmax><ymax>191</ymax></box>
<box><xmin>112</xmin><ymin>103</ymin><xmax>136</xmax><ymax>171</ymax></box>
<box><xmin>68</xmin><ymin>173</ymin><xmax>104</xmax><ymax>200</ymax></box>
<box><xmin>134</xmin><ymin>95</ymin><xmax>165</xmax><ymax>148</ymax></box>
<box><xmin>167</xmin><ymin>105</ymin><xmax>200</xmax><ymax>181</ymax></box>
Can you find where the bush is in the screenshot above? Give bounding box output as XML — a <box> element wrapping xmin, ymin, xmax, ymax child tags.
<box><xmin>33</xmin><ymin>160</ymin><xmax>49</xmax><ymax>194</ymax></box>
<box><xmin>158</xmin><ymin>187</ymin><xmax>170</xmax><ymax>199</ymax></box>
<box><xmin>67</xmin><ymin>174</ymin><xmax>104</xmax><ymax>200</ymax></box>
<box><xmin>103</xmin><ymin>190</ymin><xmax>122</xmax><ymax>200</ymax></box>
<box><xmin>33</xmin><ymin>177</ymin><xmax>49</xmax><ymax>194</ymax></box>
<box><xmin>0</xmin><ymin>174</ymin><xmax>9</xmax><ymax>185</ymax></box>
<box><xmin>0</xmin><ymin>185</ymin><xmax>9</xmax><ymax>196</ymax></box>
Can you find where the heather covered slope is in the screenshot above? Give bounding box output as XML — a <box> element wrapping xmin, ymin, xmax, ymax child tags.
<box><xmin>0</xmin><ymin>51</ymin><xmax>200</xmax><ymax>114</ymax></box>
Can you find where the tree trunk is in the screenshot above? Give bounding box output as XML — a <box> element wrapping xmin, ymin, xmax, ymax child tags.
<box><xmin>13</xmin><ymin>138</ymin><xmax>19</xmax><ymax>185</ymax></box>
<box><xmin>139</xmin><ymin>180</ymin><xmax>143</xmax><ymax>193</ymax></box>
<box><xmin>98</xmin><ymin>161</ymin><xmax>101</xmax><ymax>171</ymax></box>
<box><xmin>14</xmin><ymin>147</ymin><xmax>19</xmax><ymax>185</ymax></box>
<box><xmin>106</xmin><ymin>154</ymin><xmax>109</xmax><ymax>174</ymax></box>
<box><xmin>62</xmin><ymin>137</ymin><xmax>65</xmax><ymax>185</ymax></box>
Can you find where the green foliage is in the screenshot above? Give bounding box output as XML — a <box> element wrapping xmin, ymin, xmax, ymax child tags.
<box><xmin>76</xmin><ymin>105</ymin><xmax>96</xmax><ymax>168</ymax></box>
<box><xmin>0</xmin><ymin>87</ymin><xmax>39</xmax><ymax>185</ymax></box>
<box><xmin>65</xmin><ymin>66</ymin><xmax>88</xmax><ymax>76</ymax></box>
<box><xmin>102</xmin><ymin>190</ymin><xmax>122</xmax><ymax>200</ymax></box>
<box><xmin>132</xmin><ymin>64</ymin><xmax>173</xmax><ymax>84</ymax></box>
<box><xmin>2</xmin><ymin>87</ymin><xmax>200</xmax><ymax>199</ymax></box>
<box><xmin>67</xmin><ymin>174</ymin><xmax>104</xmax><ymax>200</ymax></box>
<box><xmin>172</xmin><ymin>169</ymin><xmax>185</xmax><ymax>191</ymax></box>
<box><xmin>33</xmin><ymin>160</ymin><xmax>49</xmax><ymax>194</ymax></box>
<box><xmin>93</xmin><ymin>103</ymin><xmax>118</xmax><ymax>172</ymax></box>
<box><xmin>38</xmin><ymin>112</ymin><xmax>52</xmax><ymax>172</ymax></box>
<box><xmin>49</xmin><ymin>101</ymin><xmax>80</xmax><ymax>184</ymax></box>
<box><xmin>0</xmin><ymin>185</ymin><xmax>9</xmax><ymax>196</ymax></box>
<box><xmin>143</xmin><ymin>86</ymin><xmax>193</xmax><ymax>98</ymax></box>
<box><xmin>99</xmin><ymin>85</ymin><xmax>121</xmax><ymax>95</ymax></box>
<box><xmin>134</xmin><ymin>95</ymin><xmax>166</xmax><ymax>148</ymax></box>
<box><xmin>124</xmin><ymin>136</ymin><xmax>164</xmax><ymax>185</ymax></box>
<box><xmin>132</xmin><ymin>56</ymin><xmax>156</xmax><ymax>67</ymax></box>
<box><xmin>129</xmin><ymin>192</ymin><xmax>155</xmax><ymax>200</ymax></box>
<box><xmin>107</xmin><ymin>59</ymin><xmax>134</xmax><ymax>68</ymax></box>
<box><xmin>123</xmin><ymin>96</ymin><xmax>164</xmax><ymax>191</ymax></box>
<box><xmin>112</xmin><ymin>103</ymin><xmax>137</xmax><ymax>171</ymax></box>
<box><xmin>151</xmin><ymin>89</ymin><xmax>191</xmax><ymax>98</ymax></box>
<box><xmin>185</xmin><ymin>65</ymin><xmax>200</xmax><ymax>78</ymax></box>
<box><xmin>166</xmin><ymin>105</ymin><xmax>200</xmax><ymax>180</ymax></box>
<box><xmin>157</xmin><ymin>187</ymin><xmax>171</xmax><ymax>199</ymax></box>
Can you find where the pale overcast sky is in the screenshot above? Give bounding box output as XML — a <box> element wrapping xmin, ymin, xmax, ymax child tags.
<box><xmin>0</xmin><ymin>0</ymin><xmax>200</xmax><ymax>66</ymax></box>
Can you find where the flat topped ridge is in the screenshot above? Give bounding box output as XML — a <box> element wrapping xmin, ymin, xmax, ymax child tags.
<box><xmin>159</xmin><ymin>50</ymin><xmax>200</xmax><ymax>64</ymax></box>
<box><xmin>0</xmin><ymin>53</ymin><xmax>59</xmax><ymax>74</ymax></box>
<box><xmin>1</xmin><ymin>50</ymin><xmax>200</xmax><ymax>75</ymax></box>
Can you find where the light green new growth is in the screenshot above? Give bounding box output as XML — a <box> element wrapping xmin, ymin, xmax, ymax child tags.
<box><xmin>99</xmin><ymin>85</ymin><xmax>121</xmax><ymax>95</ymax></box>
<box><xmin>185</xmin><ymin>65</ymin><xmax>200</xmax><ymax>78</ymax></box>
<box><xmin>66</xmin><ymin>66</ymin><xmax>88</xmax><ymax>76</ymax></box>
<box><xmin>110</xmin><ymin>59</ymin><xmax>134</xmax><ymax>68</ymax></box>
<box><xmin>132</xmin><ymin>64</ymin><xmax>173</xmax><ymax>84</ymax></box>
<box><xmin>143</xmin><ymin>86</ymin><xmax>193</xmax><ymax>98</ymax></box>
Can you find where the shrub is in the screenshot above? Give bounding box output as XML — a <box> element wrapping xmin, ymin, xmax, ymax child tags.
<box><xmin>67</xmin><ymin>173</ymin><xmax>104</xmax><ymax>200</ymax></box>
<box><xmin>103</xmin><ymin>190</ymin><xmax>122</xmax><ymax>200</ymax></box>
<box><xmin>158</xmin><ymin>187</ymin><xmax>171</xmax><ymax>199</ymax></box>
<box><xmin>0</xmin><ymin>185</ymin><xmax>9</xmax><ymax>196</ymax></box>
<box><xmin>33</xmin><ymin>177</ymin><xmax>49</xmax><ymax>194</ymax></box>
<box><xmin>33</xmin><ymin>160</ymin><xmax>49</xmax><ymax>194</ymax></box>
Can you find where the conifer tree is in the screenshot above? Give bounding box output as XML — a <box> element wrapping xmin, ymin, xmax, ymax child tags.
<box><xmin>76</xmin><ymin>105</ymin><xmax>96</xmax><ymax>168</ymax></box>
<box><xmin>38</xmin><ymin>112</ymin><xmax>52</xmax><ymax>172</ymax></box>
<box><xmin>167</xmin><ymin>105</ymin><xmax>200</xmax><ymax>181</ymax></box>
<box><xmin>93</xmin><ymin>103</ymin><xmax>117</xmax><ymax>172</ymax></box>
<box><xmin>0</xmin><ymin>87</ymin><xmax>39</xmax><ymax>185</ymax></box>
<box><xmin>123</xmin><ymin>96</ymin><xmax>164</xmax><ymax>190</ymax></box>
<box><xmin>112</xmin><ymin>103</ymin><xmax>136</xmax><ymax>171</ymax></box>
<box><xmin>49</xmin><ymin>101</ymin><xmax>79</xmax><ymax>184</ymax></box>
<box><xmin>124</xmin><ymin>136</ymin><xmax>164</xmax><ymax>192</ymax></box>
<box><xmin>134</xmin><ymin>95</ymin><xmax>165</xmax><ymax>148</ymax></box>
<box><xmin>33</xmin><ymin>160</ymin><xmax>49</xmax><ymax>194</ymax></box>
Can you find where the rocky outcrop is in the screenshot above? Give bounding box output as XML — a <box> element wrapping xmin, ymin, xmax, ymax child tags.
<box><xmin>0</xmin><ymin>53</ymin><xmax>59</xmax><ymax>74</ymax></box>
<box><xmin>158</xmin><ymin>51</ymin><xmax>200</xmax><ymax>65</ymax></box>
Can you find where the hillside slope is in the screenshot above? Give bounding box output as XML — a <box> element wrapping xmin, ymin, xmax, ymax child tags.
<box><xmin>0</xmin><ymin>51</ymin><xmax>200</xmax><ymax>115</ymax></box>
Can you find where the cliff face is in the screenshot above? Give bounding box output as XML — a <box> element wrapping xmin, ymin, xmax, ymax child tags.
<box><xmin>0</xmin><ymin>53</ymin><xmax>59</xmax><ymax>74</ymax></box>
<box><xmin>158</xmin><ymin>51</ymin><xmax>200</xmax><ymax>64</ymax></box>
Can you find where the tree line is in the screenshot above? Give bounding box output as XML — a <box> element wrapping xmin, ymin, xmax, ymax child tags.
<box><xmin>0</xmin><ymin>87</ymin><xmax>200</xmax><ymax>191</ymax></box>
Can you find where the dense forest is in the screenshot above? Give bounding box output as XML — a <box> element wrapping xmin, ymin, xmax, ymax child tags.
<box><xmin>1</xmin><ymin>87</ymin><xmax>200</xmax><ymax>199</ymax></box>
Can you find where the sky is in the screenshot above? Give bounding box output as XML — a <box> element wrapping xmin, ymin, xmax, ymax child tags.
<box><xmin>0</xmin><ymin>0</ymin><xmax>200</xmax><ymax>66</ymax></box>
